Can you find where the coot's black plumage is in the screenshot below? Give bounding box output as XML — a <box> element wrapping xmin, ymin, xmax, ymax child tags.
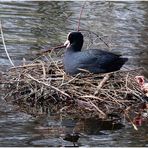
<box><xmin>63</xmin><ymin>32</ymin><xmax>128</xmax><ymax>75</ymax></box>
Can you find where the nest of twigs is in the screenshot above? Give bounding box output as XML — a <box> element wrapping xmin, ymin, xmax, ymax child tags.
<box><xmin>2</xmin><ymin>56</ymin><xmax>147</xmax><ymax>123</ymax></box>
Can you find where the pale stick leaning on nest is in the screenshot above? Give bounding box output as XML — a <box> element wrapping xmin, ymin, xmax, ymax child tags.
<box><xmin>0</xmin><ymin>20</ymin><xmax>15</xmax><ymax>67</ymax></box>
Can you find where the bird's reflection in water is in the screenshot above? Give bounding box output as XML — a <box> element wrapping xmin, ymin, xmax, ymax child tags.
<box><xmin>34</xmin><ymin>116</ymin><xmax>124</xmax><ymax>146</ymax></box>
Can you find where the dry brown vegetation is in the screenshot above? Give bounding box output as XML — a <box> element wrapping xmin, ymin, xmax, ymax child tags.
<box><xmin>2</xmin><ymin>54</ymin><xmax>147</xmax><ymax>127</ymax></box>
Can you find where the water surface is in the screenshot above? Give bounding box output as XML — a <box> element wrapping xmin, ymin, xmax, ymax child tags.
<box><xmin>0</xmin><ymin>1</ymin><xmax>148</xmax><ymax>147</ymax></box>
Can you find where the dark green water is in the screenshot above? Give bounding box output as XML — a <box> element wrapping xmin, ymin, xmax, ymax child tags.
<box><xmin>0</xmin><ymin>1</ymin><xmax>148</xmax><ymax>146</ymax></box>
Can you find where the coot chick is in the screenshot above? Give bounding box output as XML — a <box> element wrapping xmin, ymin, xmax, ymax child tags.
<box><xmin>63</xmin><ymin>32</ymin><xmax>128</xmax><ymax>75</ymax></box>
<box><xmin>63</xmin><ymin>133</ymin><xmax>80</xmax><ymax>146</ymax></box>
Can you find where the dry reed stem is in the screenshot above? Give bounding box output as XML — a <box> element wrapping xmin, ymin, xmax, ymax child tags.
<box><xmin>124</xmin><ymin>111</ymin><xmax>138</xmax><ymax>131</ymax></box>
<box><xmin>94</xmin><ymin>73</ymin><xmax>111</xmax><ymax>95</ymax></box>
<box><xmin>80</xmin><ymin>29</ymin><xmax>110</xmax><ymax>48</ymax></box>
<box><xmin>26</xmin><ymin>74</ymin><xmax>70</xmax><ymax>98</ymax></box>
<box><xmin>9</xmin><ymin>63</ymin><xmax>44</xmax><ymax>70</ymax></box>
<box><xmin>77</xmin><ymin>1</ymin><xmax>86</xmax><ymax>31</ymax></box>
<box><xmin>89</xmin><ymin>100</ymin><xmax>106</xmax><ymax>117</ymax></box>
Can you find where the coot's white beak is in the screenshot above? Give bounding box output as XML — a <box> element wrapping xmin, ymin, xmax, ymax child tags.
<box><xmin>64</xmin><ymin>40</ymin><xmax>70</xmax><ymax>48</ymax></box>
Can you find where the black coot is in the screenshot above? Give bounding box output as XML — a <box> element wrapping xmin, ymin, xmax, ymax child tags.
<box><xmin>63</xmin><ymin>32</ymin><xmax>128</xmax><ymax>75</ymax></box>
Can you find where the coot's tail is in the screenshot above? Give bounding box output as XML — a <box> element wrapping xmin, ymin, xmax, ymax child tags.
<box><xmin>109</xmin><ymin>57</ymin><xmax>128</xmax><ymax>72</ymax></box>
<box><xmin>119</xmin><ymin>57</ymin><xmax>128</xmax><ymax>66</ymax></box>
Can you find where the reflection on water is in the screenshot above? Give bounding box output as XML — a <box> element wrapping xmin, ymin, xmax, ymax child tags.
<box><xmin>0</xmin><ymin>1</ymin><xmax>148</xmax><ymax>147</ymax></box>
